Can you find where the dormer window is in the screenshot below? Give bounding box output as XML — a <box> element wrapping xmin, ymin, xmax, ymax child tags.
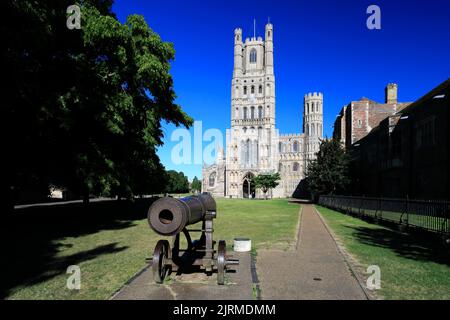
<box><xmin>250</xmin><ymin>49</ymin><xmax>257</xmax><ymax>63</ymax></box>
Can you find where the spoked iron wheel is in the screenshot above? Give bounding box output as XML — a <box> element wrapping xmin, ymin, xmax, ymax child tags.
<box><xmin>216</xmin><ymin>240</ymin><xmax>226</xmax><ymax>285</ymax></box>
<box><xmin>152</xmin><ymin>239</ymin><xmax>170</xmax><ymax>284</ymax></box>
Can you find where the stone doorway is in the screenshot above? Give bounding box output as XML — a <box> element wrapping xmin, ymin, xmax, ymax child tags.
<box><xmin>242</xmin><ymin>173</ymin><xmax>255</xmax><ymax>199</ymax></box>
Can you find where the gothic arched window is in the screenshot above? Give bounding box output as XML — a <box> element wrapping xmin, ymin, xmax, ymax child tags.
<box><xmin>278</xmin><ymin>142</ymin><xmax>282</xmax><ymax>153</ymax></box>
<box><xmin>250</xmin><ymin>49</ymin><xmax>257</xmax><ymax>63</ymax></box>
<box><xmin>251</xmin><ymin>85</ymin><xmax>255</xmax><ymax>94</ymax></box>
<box><xmin>258</xmin><ymin>106</ymin><xmax>263</xmax><ymax>119</ymax></box>
<box><xmin>293</xmin><ymin>141</ymin><xmax>299</xmax><ymax>152</ymax></box>
<box><xmin>245</xmin><ymin>139</ymin><xmax>251</xmax><ymax>164</ymax></box>
<box><xmin>251</xmin><ymin>106</ymin><xmax>255</xmax><ymax>119</ymax></box>
<box><xmin>258</xmin><ymin>85</ymin><xmax>263</xmax><ymax>94</ymax></box>
<box><xmin>209</xmin><ymin>172</ymin><xmax>216</xmax><ymax>187</ymax></box>
<box><xmin>243</xmin><ymin>86</ymin><xmax>247</xmax><ymax>95</ymax></box>
<box><xmin>243</xmin><ymin>107</ymin><xmax>248</xmax><ymax>120</ymax></box>
<box><xmin>293</xmin><ymin>162</ymin><xmax>299</xmax><ymax>171</ymax></box>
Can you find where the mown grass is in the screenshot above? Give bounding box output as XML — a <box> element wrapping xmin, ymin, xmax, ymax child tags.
<box><xmin>3</xmin><ymin>198</ymin><xmax>299</xmax><ymax>300</ymax></box>
<box><xmin>316</xmin><ymin>205</ymin><xmax>450</xmax><ymax>300</ymax></box>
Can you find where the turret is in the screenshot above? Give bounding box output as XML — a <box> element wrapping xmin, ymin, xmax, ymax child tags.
<box><xmin>233</xmin><ymin>28</ymin><xmax>243</xmax><ymax>77</ymax></box>
<box><xmin>303</xmin><ymin>92</ymin><xmax>323</xmax><ymax>137</ymax></box>
<box><xmin>265</xmin><ymin>23</ymin><xmax>274</xmax><ymax>75</ymax></box>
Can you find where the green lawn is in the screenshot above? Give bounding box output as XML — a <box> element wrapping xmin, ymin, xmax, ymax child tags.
<box><xmin>2</xmin><ymin>198</ymin><xmax>299</xmax><ymax>300</ymax></box>
<box><xmin>316</xmin><ymin>205</ymin><xmax>450</xmax><ymax>300</ymax></box>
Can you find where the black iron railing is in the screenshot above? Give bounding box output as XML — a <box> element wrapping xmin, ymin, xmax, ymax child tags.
<box><xmin>318</xmin><ymin>195</ymin><xmax>450</xmax><ymax>235</ymax></box>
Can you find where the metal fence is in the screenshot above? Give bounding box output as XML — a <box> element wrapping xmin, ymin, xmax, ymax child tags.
<box><xmin>318</xmin><ymin>195</ymin><xmax>450</xmax><ymax>235</ymax></box>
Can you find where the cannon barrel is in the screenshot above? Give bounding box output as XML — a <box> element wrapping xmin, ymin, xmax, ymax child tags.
<box><xmin>148</xmin><ymin>193</ymin><xmax>216</xmax><ymax>236</ymax></box>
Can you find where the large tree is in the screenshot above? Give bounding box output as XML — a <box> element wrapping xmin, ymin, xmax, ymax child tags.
<box><xmin>3</xmin><ymin>1</ymin><xmax>192</xmax><ymax>206</ymax></box>
<box><xmin>306</xmin><ymin>139</ymin><xmax>350</xmax><ymax>199</ymax></box>
<box><xmin>165</xmin><ymin>170</ymin><xmax>189</xmax><ymax>194</ymax></box>
<box><xmin>252</xmin><ymin>172</ymin><xmax>281</xmax><ymax>199</ymax></box>
<box><xmin>191</xmin><ymin>176</ymin><xmax>202</xmax><ymax>194</ymax></box>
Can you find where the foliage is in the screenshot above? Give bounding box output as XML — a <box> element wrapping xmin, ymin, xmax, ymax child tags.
<box><xmin>306</xmin><ymin>139</ymin><xmax>350</xmax><ymax>198</ymax></box>
<box><xmin>252</xmin><ymin>173</ymin><xmax>281</xmax><ymax>199</ymax></box>
<box><xmin>165</xmin><ymin>170</ymin><xmax>189</xmax><ymax>194</ymax></box>
<box><xmin>191</xmin><ymin>176</ymin><xmax>202</xmax><ymax>193</ymax></box>
<box><xmin>3</xmin><ymin>0</ymin><xmax>193</xmax><ymax>205</ymax></box>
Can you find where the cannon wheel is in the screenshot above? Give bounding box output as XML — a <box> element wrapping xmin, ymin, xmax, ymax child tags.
<box><xmin>217</xmin><ymin>240</ymin><xmax>226</xmax><ymax>285</ymax></box>
<box><xmin>152</xmin><ymin>240</ymin><xmax>170</xmax><ymax>284</ymax></box>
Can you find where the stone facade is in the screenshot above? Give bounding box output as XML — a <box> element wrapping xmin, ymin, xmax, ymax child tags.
<box><xmin>202</xmin><ymin>23</ymin><xmax>323</xmax><ymax>198</ymax></box>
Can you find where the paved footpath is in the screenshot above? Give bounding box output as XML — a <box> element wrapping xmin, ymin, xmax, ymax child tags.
<box><xmin>112</xmin><ymin>252</ymin><xmax>254</xmax><ymax>300</ymax></box>
<box><xmin>257</xmin><ymin>204</ymin><xmax>368</xmax><ymax>300</ymax></box>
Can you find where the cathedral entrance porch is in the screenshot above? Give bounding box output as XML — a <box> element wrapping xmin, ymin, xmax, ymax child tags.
<box><xmin>242</xmin><ymin>173</ymin><xmax>255</xmax><ymax>199</ymax></box>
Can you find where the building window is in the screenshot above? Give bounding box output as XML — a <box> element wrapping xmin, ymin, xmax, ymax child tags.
<box><xmin>293</xmin><ymin>141</ymin><xmax>299</xmax><ymax>152</ymax></box>
<box><xmin>250</xmin><ymin>49</ymin><xmax>257</xmax><ymax>63</ymax></box>
<box><xmin>258</xmin><ymin>106</ymin><xmax>263</xmax><ymax>119</ymax></box>
<box><xmin>209</xmin><ymin>172</ymin><xmax>216</xmax><ymax>187</ymax></box>
<box><xmin>278</xmin><ymin>142</ymin><xmax>283</xmax><ymax>153</ymax></box>
<box><xmin>357</xmin><ymin>119</ymin><xmax>362</xmax><ymax>128</ymax></box>
<box><xmin>258</xmin><ymin>85</ymin><xmax>263</xmax><ymax>94</ymax></box>
<box><xmin>245</xmin><ymin>139</ymin><xmax>251</xmax><ymax>164</ymax></box>
<box><xmin>251</xmin><ymin>106</ymin><xmax>255</xmax><ymax>119</ymax></box>
<box><xmin>293</xmin><ymin>162</ymin><xmax>299</xmax><ymax>171</ymax></box>
<box><xmin>243</xmin><ymin>86</ymin><xmax>247</xmax><ymax>95</ymax></box>
<box><xmin>243</xmin><ymin>107</ymin><xmax>248</xmax><ymax>119</ymax></box>
<box><xmin>251</xmin><ymin>85</ymin><xmax>255</xmax><ymax>94</ymax></box>
<box><xmin>278</xmin><ymin>162</ymin><xmax>282</xmax><ymax>172</ymax></box>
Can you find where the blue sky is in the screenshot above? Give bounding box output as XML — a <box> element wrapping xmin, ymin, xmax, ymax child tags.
<box><xmin>113</xmin><ymin>0</ymin><xmax>450</xmax><ymax>180</ymax></box>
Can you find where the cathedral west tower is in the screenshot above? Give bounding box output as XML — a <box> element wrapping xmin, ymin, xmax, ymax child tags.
<box><xmin>202</xmin><ymin>22</ymin><xmax>323</xmax><ymax>198</ymax></box>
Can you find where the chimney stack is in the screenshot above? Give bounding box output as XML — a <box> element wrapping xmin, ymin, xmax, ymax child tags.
<box><xmin>385</xmin><ymin>83</ymin><xmax>398</xmax><ymax>104</ymax></box>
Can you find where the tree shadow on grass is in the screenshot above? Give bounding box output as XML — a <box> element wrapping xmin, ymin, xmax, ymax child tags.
<box><xmin>0</xmin><ymin>198</ymin><xmax>158</xmax><ymax>298</ymax></box>
<box><xmin>343</xmin><ymin>224</ymin><xmax>450</xmax><ymax>267</ymax></box>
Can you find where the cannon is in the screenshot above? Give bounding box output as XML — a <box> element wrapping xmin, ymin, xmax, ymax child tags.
<box><xmin>147</xmin><ymin>193</ymin><xmax>238</xmax><ymax>285</ymax></box>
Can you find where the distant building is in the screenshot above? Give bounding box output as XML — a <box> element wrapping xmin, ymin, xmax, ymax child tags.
<box><xmin>348</xmin><ymin>79</ymin><xmax>450</xmax><ymax>200</ymax></box>
<box><xmin>202</xmin><ymin>23</ymin><xmax>323</xmax><ymax>198</ymax></box>
<box><xmin>333</xmin><ymin>84</ymin><xmax>411</xmax><ymax>149</ymax></box>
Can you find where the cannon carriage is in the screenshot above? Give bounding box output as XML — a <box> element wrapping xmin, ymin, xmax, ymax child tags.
<box><xmin>147</xmin><ymin>193</ymin><xmax>238</xmax><ymax>285</ymax></box>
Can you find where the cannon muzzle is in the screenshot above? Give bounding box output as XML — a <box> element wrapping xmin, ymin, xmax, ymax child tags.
<box><xmin>148</xmin><ymin>193</ymin><xmax>216</xmax><ymax>236</ymax></box>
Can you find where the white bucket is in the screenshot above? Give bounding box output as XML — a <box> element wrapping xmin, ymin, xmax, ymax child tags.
<box><xmin>233</xmin><ymin>238</ymin><xmax>251</xmax><ymax>252</ymax></box>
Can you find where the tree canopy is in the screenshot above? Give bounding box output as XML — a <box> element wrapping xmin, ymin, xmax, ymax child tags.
<box><xmin>3</xmin><ymin>1</ymin><xmax>192</xmax><ymax>205</ymax></box>
<box><xmin>305</xmin><ymin>139</ymin><xmax>350</xmax><ymax>198</ymax></box>
<box><xmin>165</xmin><ymin>170</ymin><xmax>189</xmax><ymax>194</ymax></box>
<box><xmin>252</xmin><ymin>173</ymin><xmax>281</xmax><ymax>199</ymax></box>
<box><xmin>191</xmin><ymin>176</ymin><xmax>202</xmax><ymax>193</ymax></box>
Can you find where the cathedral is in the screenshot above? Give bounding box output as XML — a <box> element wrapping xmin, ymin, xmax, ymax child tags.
<box><xmin>202</xmin><ymin>23</ymin><xmax>323</xmax><ymax>198</ymax></box>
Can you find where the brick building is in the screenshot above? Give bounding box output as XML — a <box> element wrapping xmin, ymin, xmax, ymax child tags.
<box><xmin>333</xmin><ymin>84</ymin><xmax>411</xmax><ymax>149</ymax></box>
<box><xmin>348</xmin><ymin>79</ymin><xmax>450</xmax><ymax>200</ymax></box>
